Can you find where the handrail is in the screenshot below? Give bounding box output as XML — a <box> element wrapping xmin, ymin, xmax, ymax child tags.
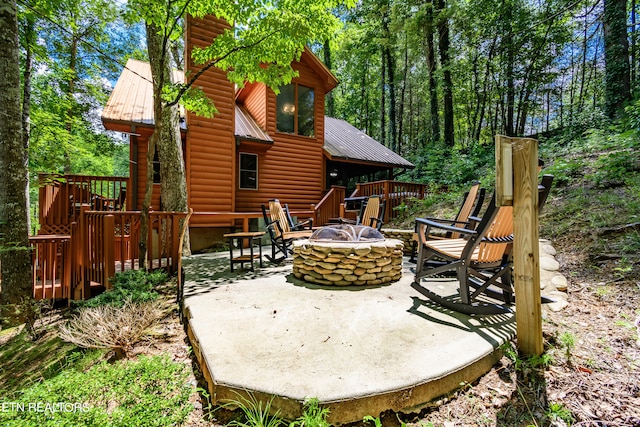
<box><xmin>312</xmin><ymin>186</ymin><xmax>345</xmax><ymax>226</ymax></box>
<box><xmin>354</xmin><ymin>180</ymin><xmax>429</xmax><ymax>221</ymax></box>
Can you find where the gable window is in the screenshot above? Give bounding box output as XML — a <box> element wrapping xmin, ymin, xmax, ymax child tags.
<box><xmin>239</xmin><ymin>152</ymin><xmax>258</xmax><ymax>190</ymax></box>
<box><xmin>276</xmin><ymin>83</ymin><xmax>315</xmax><ymax>137</ymax></box>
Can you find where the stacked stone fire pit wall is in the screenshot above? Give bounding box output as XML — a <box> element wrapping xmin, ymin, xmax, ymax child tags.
<box><xmin>292</xmin><ymin>239</ymin><xmax>404</xmax><ymax>286</ymax></box>
<box><xmin>381</xmin><ymin>229</ymin><xmax>414</xmax><ymax>256</ymax></box>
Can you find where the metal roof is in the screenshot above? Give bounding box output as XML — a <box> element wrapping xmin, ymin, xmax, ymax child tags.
<box><xmin>235</xmin><ymin>106</ymin><xmax>272</xmax><ymax>142</ymax></box>
<box><xmin>103</xmin><ymin>60</ymin><xmax>413</xmax><ymax>168</ymax></box>
<box><xmin>324</xmin><ymin>117</ymin><xmax>414</xmax><ymax>169</ymax></box>
<box><xmin>102</xmin><ymin>59</ymin><xmax>270</xmax><ymax>141</ymax></box>
<box><xmin>102</xmin><ymin>58</ymin><xmax>185</xmax><ymax>127</ymax></box>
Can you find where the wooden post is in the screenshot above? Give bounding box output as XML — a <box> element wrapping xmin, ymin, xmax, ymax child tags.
<box><xmin>79</xmin><ymin>205</ymin><xmax>90</xmax><ymax>300</ymax></box>
<box><xmin>511</xmin><ymin>137</ymin><xmax>543</xmax><ymax>356</ymax></box>
<box><xmin>103</xmin><ymin>214</ymin><xmax>115</xmax><ymax>290</ymax></box>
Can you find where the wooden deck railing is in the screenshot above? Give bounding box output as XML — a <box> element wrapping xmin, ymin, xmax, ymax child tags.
<box><xmin>30</xmin><ymin>234</ymin><xmax>72</xmax><ymax>300</ymax></box>
<box><xmin>38</xmin><ymin>173</ymin><xmax>129</xmax><ymax>235</ymax></box>
<box><xmin>353</xmin><ymin>180</ymin><xmax>429</xmax><ymax>222</ymax></box>
<box><xmin>312</xmin><ymin>185</ymin><xmax>345</xmax><ymax>226</ymax></box>
<box><xmin>32</xmin><ymin>207</ymin><xmax>186</xmax><ymax>301</ymax></box>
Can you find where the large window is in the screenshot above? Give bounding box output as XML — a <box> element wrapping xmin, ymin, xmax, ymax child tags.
<box><xmin>239</xmin><ymin>153</ymin><xmax>258</xmax><ymax>190</ymax></box>
<box><xmin>276</xmin><ymin>83</ymin><xmax>315</xmax><ymax>137</ymax></box>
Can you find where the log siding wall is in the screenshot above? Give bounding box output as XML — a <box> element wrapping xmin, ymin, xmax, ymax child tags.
<box><xmin>235</xmin><ymin>57</ymin><xmax>326</xmax><ymax>212</ymax></box>
<box><xmin>186</xmin><ymin>15</ymin><xmax>236</xmax><ymax>227</ymax></box>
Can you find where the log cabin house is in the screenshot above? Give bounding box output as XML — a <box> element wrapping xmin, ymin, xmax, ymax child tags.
<box><xmin>32</xmin><ymin>14</ymin><xmax>423</xmax><ymax>300</ymax></box>
<box><xmin>100</xmin><ymin>14</ymin><xmax>415</xmax><ymax>251</ymax></box>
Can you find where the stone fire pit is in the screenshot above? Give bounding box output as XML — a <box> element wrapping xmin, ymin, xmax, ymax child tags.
<box><xmin>292</xmin><ymin>225</ymin><xmax>404</xmax><ymax>286</ymax></box>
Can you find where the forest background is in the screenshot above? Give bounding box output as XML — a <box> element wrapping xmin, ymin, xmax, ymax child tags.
<box><xmin>6</xmin><ymin>0</ymin><xmax>636</xmax><ymax>206</ymax></box>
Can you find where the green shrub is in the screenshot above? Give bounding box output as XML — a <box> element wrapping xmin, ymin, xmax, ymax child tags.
<box><xmin>78</xmin><ymin>269</ymin><xmax>168</xmax><ymax>308</ymax></box>
<box><xmin>0</xmin><ymin>355</ymin><xmax>193</xmax><ymax>426</ymax></box>
<box><xmin>589</xmin><ymin>150</ymin><xmax>640</xmax><ymax>188</ymax></box>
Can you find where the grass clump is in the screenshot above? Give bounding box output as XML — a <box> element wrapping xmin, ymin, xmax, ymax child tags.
<box><xmin>78</xmin><ymin>269</ymin><xmax>168</xmax><ymax>308</ymax></box>
<box><xmin>58</xmin><ymin>300</ymin><xmax>162</xmax><ymax>358</ymax></box>
<box><xmin>290</xmin><ymin>398</ymin><xmax>330</xmax><ymax>427</ymax></box>
<box><xmin>0</xmin><ymin>354</ymin><xmax>193</xmax><ymax>427</ymax></box>
<box><xmin>225</xmin><ymin>392</ymin><xmax>285</xmax><ymax>427</ymax></box>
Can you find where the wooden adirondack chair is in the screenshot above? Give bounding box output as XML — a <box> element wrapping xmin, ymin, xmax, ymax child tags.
<box><xmin>409</xmin><ymin>182</ymin><xmax>486</xmax><ymax>262</ymax></box>
<box><xmin>412</xmin><ymin>193</ymin><xmax>514</xmax><ymax>315</ymax></box>
<box><xmin>339</xmin><ymin>195</ymin><xmax>385</xmax><ymax>230</ymax></box>
<box><xmin>261</xmin><ymin>199</ymin><xmax>313</xmax><ymax>263</ymax></box>
<box><xmin>538</xmin><ymin>174</ymin><xmax>554</xmax><ymax>213</ymax></box>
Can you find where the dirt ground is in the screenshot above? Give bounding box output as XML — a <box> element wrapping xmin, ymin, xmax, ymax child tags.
<box><xmin>140</xmin><ymin>232</ymin><xmax>639</xmax><ymax>427</ymax></box>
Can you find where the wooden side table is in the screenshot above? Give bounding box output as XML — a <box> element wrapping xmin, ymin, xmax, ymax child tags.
<box><xmin>223</xmin><ymin>231</ymin><xmax>265</xmax><ymax>272</ymax></box>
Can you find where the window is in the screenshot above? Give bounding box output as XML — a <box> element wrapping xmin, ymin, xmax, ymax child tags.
<box><xmin>276</xmin><ymin>83</ymin><xmax>315</xmax><ymax>137</ymax></box>
<box><xmin>153</xmin><ymin>151</ymin><xmax>161</xmax><ymax>183</ymax></box>
<box><xmin>239</xmin><ymin>153</ymin><xmax>258</xmax><ymax>190</ymax></box>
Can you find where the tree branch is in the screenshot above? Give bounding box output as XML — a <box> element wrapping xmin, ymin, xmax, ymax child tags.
<box><xmin>165</xmin><ymin>29</ymin><xmax>281</xmax><ymax>108</ymax></box>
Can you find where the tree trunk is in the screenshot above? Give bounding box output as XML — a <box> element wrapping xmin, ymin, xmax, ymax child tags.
<box><xmin>436</xmin><ymin>0</ymin><xmax>454</xmax><ymax>146</ymax></box>
<box><xmin>0</xmin><ymin>0</ymin><xmax>33</xmax><ymax>304</ymax></box>
<box><xmin>603</xmin><ymin>0</ymin><xmax>631</xmax><ymax>119</ymax></box>
<box><xmin>63</xmin><ymin>35</ymin><xmax>79</xmax><ymax>174</ymax></box>
<box><xmin>504</xmin><ymin>2</ymin><xmax>515</xmax><ymax>137</ymax></box>
<box><xmin>424</xmin><ymin>1</ymin><xmax>440</xmax><ymax>144</ymax></box>
<box><xmin>380</xmin><ymin>47</ymin><xmax>386</xmax><ymax>145</ymax></box>
<box><xmin>144</xmin><ymin>22</ymin><xmax>190</xmax><ymax>263</ymax></box>
<box><xmin>22</xmin><ymin>13</ymin><xmax>35</xmax><ymax>234</ymax></box>
<box><xmin>324</xmin><ymin>39</ymin><xmax>335</xmax><ymax>117</ymax></box>
<box><xmin>632</xmin><ymin>0</ymin><xmax>636</xmax><ymax>94</ymax></box>
<box><xmin>397</xmin><ymin>37</ymin><xmax>408</xmax><ymax>155</ymax></box>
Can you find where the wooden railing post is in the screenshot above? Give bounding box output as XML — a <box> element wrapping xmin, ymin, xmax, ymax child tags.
<box><xmin>70</xmin><ymin>221</ymin><xmax>82</xmax><ymax>301</ymax></box>
<box><xmin>62</xmin><ymin>238</ymin><xmax>71</xmax><ymax>300</ymax></box>
<box><xmin>507</xmin><ymin>136</ymin><xmax>543</xmax><ymax>356</ymax></box>
<box><xmin>171</xmin><ymin>214</ymin><xmax>180</xmax><ymax>273</ymax></box>
<box><xmin>103</xmin><ymin>214</ymin><xmax>115</xmax><ymax>290</ymax></box>
<box><xmin>79</xmin><ymin>205</ymin><xmax>89</xmax><ymax>300</ymax></box>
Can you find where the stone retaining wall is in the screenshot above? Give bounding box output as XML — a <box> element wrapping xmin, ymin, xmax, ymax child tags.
<box><xmin>381</xmin><ymin>229</ymin><xmax>414</xmax><ymax>255</ymax></box>
<box><xmin>292</xmin><ymin>239</ymin><xmax>404</xmax><ymax>286</ymax></box>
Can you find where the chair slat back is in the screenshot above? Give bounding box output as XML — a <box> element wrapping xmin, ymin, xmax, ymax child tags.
<box><xmin>476</xmin><ymin>205</ymin><xmax>513</xmax><ymax>263</ymax></box>
<box><xmin>361</xmin><ymin>196</ymin><xmax>381</xmax><ymax>227</ymax></box>
<box><xmin>451</xmin><ymin>182</ymin><xmax>481</xmax><ymax>238</ymax></box>
<box><xmin>269</xmin><ymin>199</ymin><xmax>290</xmax><ymax>237</ymax></box>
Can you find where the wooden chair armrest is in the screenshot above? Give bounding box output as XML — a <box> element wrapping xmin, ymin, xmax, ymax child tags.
<box><xmin>292</xmin><ymin>218</ymin><xmax>313</xmax><ymax>230</ymax></box>
<box><xmin>415</xmin><ymin>217</ymin><xmax>477</xmax><ymax>243</ymax></box>
<box><xmin>422</xmin><ymin>216</ymin><xmax>471</xmax><ymax>227</ymax></box>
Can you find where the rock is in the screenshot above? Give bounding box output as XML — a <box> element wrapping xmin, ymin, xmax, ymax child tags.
<box><xmin>540</xmin><ymin>244</ymin><xmax>557</xmax><ymax>256</ymax></box>
<box><xmin>551</xmin><ymin>274</ymin><xmax>568</xmax><ymax>291</ymax></box>
<box><xmin>544</xmin><ymin>291</ymin><xmax>569</xmax><ymax>312</ymax></box>
<box><xmin>317</xmin><ymin>261</ymin><xmax>337</xmax><ymax>270</ymax></box>
<box><xmin>540</xmin><ymin>256</ymin><xmax>560</xmax><ymax>271</ymax></box>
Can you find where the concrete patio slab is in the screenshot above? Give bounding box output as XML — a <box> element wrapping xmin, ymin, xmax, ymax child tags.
<box><xmin>182</xmin><ymin>250</ymin><xmax>517</xmax><ymax>424</ymax></box>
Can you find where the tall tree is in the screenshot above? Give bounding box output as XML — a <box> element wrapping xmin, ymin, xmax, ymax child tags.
<box><xmin>421</xmin><ymin>1</ymin><xmax>440</xmax><ymax>144</ymax></box>
<box><xmin>0</xmin><ymin>0</ymin><xmax>32</xmax><ymax>304</ymax></box>
<box><xmin>603</xmin><ymin>0</ymin><xmax>631</xmax><ymax>118</ymax></box>
<box><xmin>435</xmin><ymin>0</ymin><xmax>454</xmax><ymax>146</ymax></box>
<box><xmin>145</xmin><ymin>19</ymin><xmax>190</xmax><ymax>261</ymax></box>
<box><xmin>324</xmin><ymin>39</ymin><xmax>335</xmax><ymax>117</ymax></box>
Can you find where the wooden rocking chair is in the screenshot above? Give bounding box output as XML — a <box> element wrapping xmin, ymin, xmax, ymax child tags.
<box><xmin>339</xmin><ymin>195</ymin><xmax>385</xmax><ymax>230</ymax></box>
<box><xmin>261</xmin><ymin>199</ymin><xmax>313</xmax><ymax>263</ymax></box>
<box><xmin>409</xmin><ymin>182</ymin><xmax>486</xmax><ymax>262</ymax></box>
<box><xmin>412</xmin><ymin>193</ymin><xmax>514</xmax><ymax>315</ymax></box>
